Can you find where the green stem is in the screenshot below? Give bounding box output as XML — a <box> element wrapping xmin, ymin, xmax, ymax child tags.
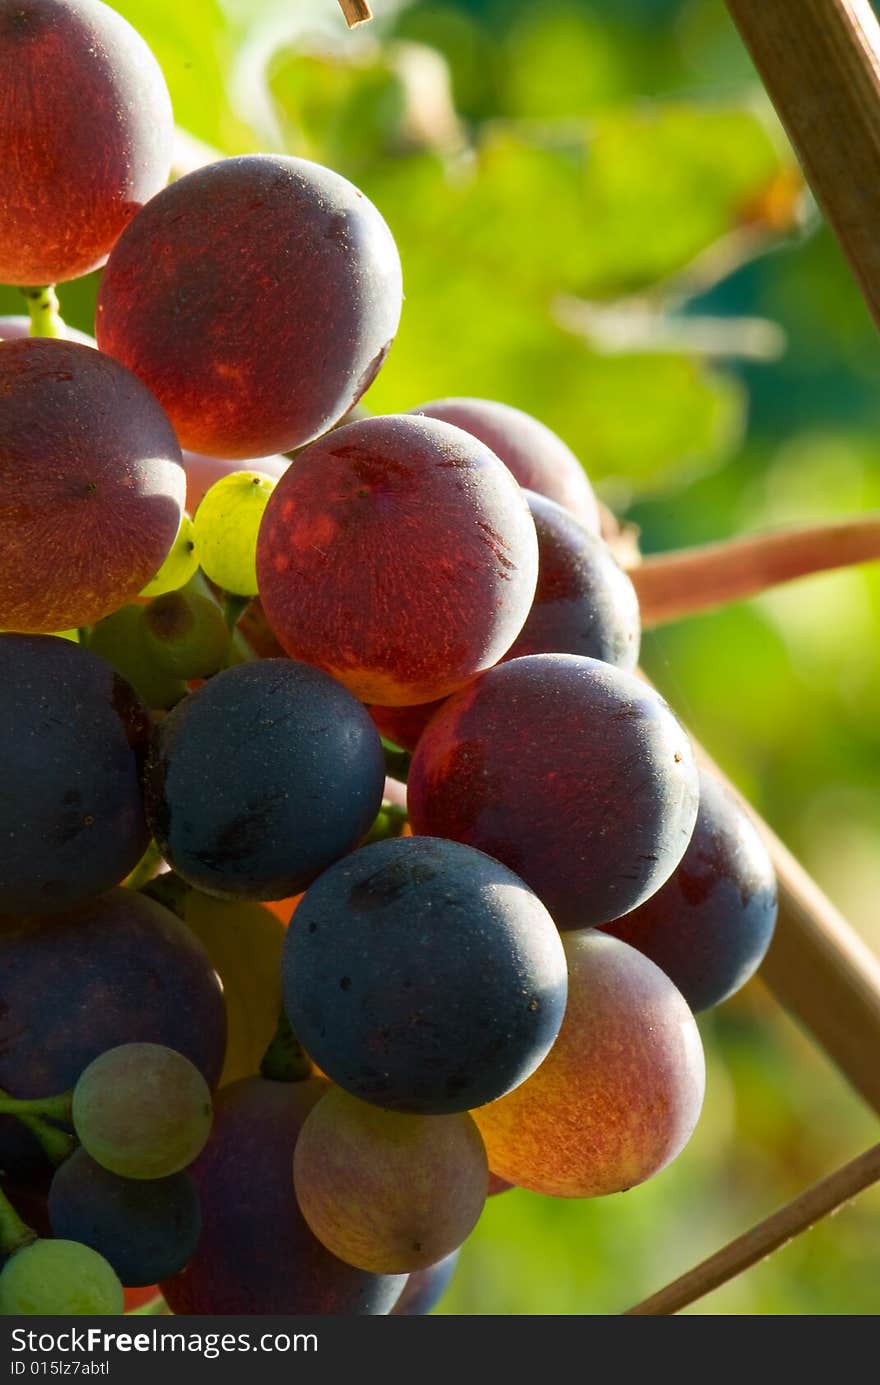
<box><xmin>260</xmin><ymin>1010</ymin><xmax>312</xmax><ymax>1083</ymax></box>
<box><xmin>0</xmin><ymin>1086</ymin><xmax>75</xmax><ymax>1167</ymax></box>
<box><xmin>0</xmin><ymin>1186</ymin><xmax>37</xmax><ymax>1258</ymax></box>
<box><xmin>139</xmin><ymin>870</ymin><xmax>192</xmax><ymax>920</ymax></box>
<box><xmin>222</xmin><ymin>593</ymin><xmax>250</xmax><ymax>633</ymax></box>
<box><xmin>124</xmin><ymin>840</ymin><xmax>164</xmax><ymax>892</ymax></box>
<box><xmin>363</xmin><ymin>801</ymin><xmax>409</xmax><ymax>846</ymax></box>
<box><xmin>382</xmin><ymin>740</ymin><xmax>412</xmax><ymax>784</ymax></box>
<box><xmin>0</xmin><ymin>1092</ymin><xmax>73</xmax><ymax>1122</ymax></box>
<box><xmin>21</xmin><ymin>285</ymin><xmax>66</xmax><ymax>339</ymax></box>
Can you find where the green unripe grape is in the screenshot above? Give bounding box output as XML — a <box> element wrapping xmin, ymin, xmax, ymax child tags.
<box><xmin>142</xmin><ymin>591</ymin><xmax>230</xmax><ymax>679</ymax></box>
<box><xmin>0</xmin><ymin>1239</ymin><xmax>124</xmax><ymax>1315</ymax></box>
<box><xmin>88</xmin><ymin>605</ymin><xmax>187</xmax><ymax>711</ymax></box>
<box><xmin>141</xmin><ymin>515</ymin><xmax>199</xmax><ymax>597</ymax></box>
<box><xmin>193</xmin><ymin>471</ymin><xmax>276</xmax><ymax>596</ymax></box>
<box><xmin>73</xmin><ymin>1043</ymin><xmax>213</xmax><ymax>1181</ymax></box>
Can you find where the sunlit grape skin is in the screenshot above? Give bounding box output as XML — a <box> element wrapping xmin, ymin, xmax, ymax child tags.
<box><xmin>0</xmin><ymin>340</ymin><xmax>185</xmax><ymax>632</ymax></box>
<box><xmin>293</xmin><ymin>1089</ymin><xmax>488</xmax><ymax>1274</ymax></box>
<box><xmin>0</xmin><ymin>635</ymin><xmax>150</xmax><ymax>915</ymax></box>
<box><xmin>472</xmin><ymin>931</ymin><xmax>706</xmax><ymax>1198</ymax></box>
<box><xmin>0</xmin><ymin>0</ymin><xmax>172</xmax><ymax>286</ymax></box>
<box><xmin>161</xmin><ymin>1077</ymin><xmax>406</xmax><ymax>1314</ymax></box>
<box><xmin>257</xmin><ymin>415</ymin><xmax>539</xmax><ymax>705</ymax></box>
<box><xmin>73</xmin><ymin>1043</ymin><xmax>213</xmax><ymax>1181</ymax></box>
<box><xmin>412</xmin><ymin>397</ymin><xmax>600</xmax><ymax>533</ymax></box>
<box><xmin>0</xmin><ymin>889</ymin><xmax>226</xmax><ymax>1179</ymax></box>
<box><xmin>283</xmin><ymin>836</ymin><xmax>568</xmax><ymax>1114</ymax></box>
<box><xmin>408</xmin><ymin>654</ymin><xmax>699</xmax><ymax>929</ymax></box>
<box><xmin>602</xmin><ymin>770</ymin><xmax>778</xmax><ymax>1011</ymax></box>
<box><xmin>48</xmin><ymin>1149</ymin><xmax>201</xmax><ymax>1287</ymax></box>
<box><xmin>0</xmin><ymin>316</ymin><xmax>95</xmax><ymax>346</ymax></box>
<box><xmin>96</xmin><ymin>155</ymin><xmax>403</xmax><ymax>458</ymax></box>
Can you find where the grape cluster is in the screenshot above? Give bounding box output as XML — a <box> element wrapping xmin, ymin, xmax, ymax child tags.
<box><xmin>0</xmin><ymin>0</ymin><xmax>778</xmax><ymax>1317</ymax></box>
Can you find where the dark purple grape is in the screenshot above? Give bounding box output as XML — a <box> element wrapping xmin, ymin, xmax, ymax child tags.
<box><xmin>0</xmin><ymin>634</ymin><xmax>150</xmax><ymax>915</ymax></box>
<box><xmin>0</xmin><ymin>888</ymin><xmax>226</xmax><ymax>1179</ymax></box>
<box><xmin>283</xmin><ymin>836</ymin><xmax>568</xmax><ymax>1115</ymax></box>
<box><xmin>602</xmin><ymin>770</ymin><xmax>778</xmax><ymax>1010</ymax></box>
<box><xmin>161</xmin><ymin>1077</ymin><xmax>405</xmax><ymax>1314</ymax></box>
<box><xmin>411</xmin><ymin>397</ymin><xmax>600</xmax><ymax>532</ymax></box>
<box><xmin>96</xmin><ymin>155</ymin><xmax>402</xmax><ymax>458</ymax></box>
<box><xmin>144</xmin><ymin>660</ymin><xmax>385</xmax><ymax>900</ymax></box>
<box><xmin>0</xmin><ymin>0</ymin><xmax>172</xmax><ymax>286</ymax></box>
<box><xmin>48</xmin><ymin>1149</ymin><xmax>201</xmax><ymax>1287</ymax></box>
<box><xmin>408</xmin><ymin>654</ymin><xmax>699</xmax><ymax>929</ymax></box>
<box><xmin>508</xmin><ymin>491</ymin><xmax>640</xmax><ymax>667</ymax></box>
<box><xmin>392</xmin><ymin>1252</ymin><xmax>459</xmax><ymax>1315</ymax></box>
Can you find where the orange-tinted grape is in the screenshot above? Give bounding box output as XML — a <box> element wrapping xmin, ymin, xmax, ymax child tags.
<box><xmin>0</xmin><ymin>0</ymin><xmax>172</xmax><ymax>286</ymax></box>
<box><xmin>293</xmin><ymin>1088</ymin><xmax>488</xmax><ymax>1274</ymax></box>
<box><xmin>472</xmin><ymin>931</ymin><xmax>705</xmax><ymax>1197</ymax></box>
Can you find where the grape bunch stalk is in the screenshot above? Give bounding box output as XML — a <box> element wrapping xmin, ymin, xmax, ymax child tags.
<box><xmin>3</xmin><ymin>0</ymin><xmax>871</xmax><ymax>1319</ymax></box>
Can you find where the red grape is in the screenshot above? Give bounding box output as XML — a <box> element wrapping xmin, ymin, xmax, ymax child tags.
<box><xmin>96</xmin><ymin>155</ymin><xmax>403</xmax><ymax>458</ymax></box>
<box><xmin>472</xmin><ymin>930</ymin><xmax>705</xmax><ymax>1197</ymax></box>
<box><xmin>408</xmin><ymin>654</ymin><xmax>699</xmax><ymax>928</ymax></box>
<box><xmin>0</xmin><ymin>339</ymin><xmax>184</xmax><ymax>632</ymax></box>
<box><xmin>412</xmin><ymin>396</ymin><xmax>600</xmax><ymax>532</ymax></box>
<box><xmin>256</xmin><ymin>415</ymin><xmax>539</xmax><ymax>705</ymax></box>
<box><xmin>0</xmin><ymin>0</ymin><xmax>172</xmax><ymax>285</ymax></box>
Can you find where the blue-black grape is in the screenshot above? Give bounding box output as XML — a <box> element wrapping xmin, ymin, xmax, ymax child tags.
<box><xmin>0</xmin><ymin>888</ymin><xmax>226</xmax><ymax>1179</ymax></box>
<box><xmin>602</xmin><ymin>769</ymin><xmax>778</xmax><ymax>1011</ymax></box>
<box><xmin>144</xmin><ymin>660</ymin><xmax>385</xmax><ymax>901</ymax></box>
<box><xmin>48</xmin><ymin>1149</ymin><xmax>201</xmax><ymax>1287</ymax></box>
<box><xmin>0</xmin><ymin>634</ymin><xmax>150</xmax><ymax>915</ymax></box>
<box><xmin>283</xmin><ymin>836</ymin><xmax>568</xmax><ymax>1115</ymax></box>
<box><xmin>161</xmin><ymin>1076</ymin><xmax>405</xmax><ymax>1314</ymax></box>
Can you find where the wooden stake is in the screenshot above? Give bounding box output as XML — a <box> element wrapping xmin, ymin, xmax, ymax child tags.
<box><xmin>631</xmin><ymin>516</ymin><xmax>880</xmax><ymax>627</ymax></box>
<box><xmin>725</xmin><ymin>0</ymin><xmax>880</xmax><ymax>328</ymax></box>
<box><xmin>337</xmin><ymin>0</ymin><xmax>373</xmax><ymax>27</ymax></box>
<box><xmin>624</xmin><ymin>1142</ymin><xmax>880</xmax><ymax>1314</ymax></box>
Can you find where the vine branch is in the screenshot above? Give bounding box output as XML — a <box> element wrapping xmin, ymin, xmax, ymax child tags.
<box><xmin>624</xmin><ymin>1142</ymin><xmax>880</xmax><ymax>1314</ymax></box>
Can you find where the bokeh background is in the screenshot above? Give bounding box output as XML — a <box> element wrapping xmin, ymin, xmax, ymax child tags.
<box><xmin>4</xmin><ymin>0</ymin><xmax>879</xmax><ymax>1314</ymax></box>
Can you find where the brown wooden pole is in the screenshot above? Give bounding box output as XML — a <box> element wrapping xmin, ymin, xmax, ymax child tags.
<box><xmin>725</xmin><ymin>0</ymin><xmax>880</xmax><ymax>328</ymax></box>
<box><xmin>624</xmin><ymin>1142</ymin><xmax>880</xmax><ymax>1314</ymax></box>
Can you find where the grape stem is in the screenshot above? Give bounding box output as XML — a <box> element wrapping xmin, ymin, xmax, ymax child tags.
<box><xmin>382</xmin><ymin>740</ymin><xmax>412</xmax><ymax>784</ymax></box>
<box><xmin>260</xmin><ymin>1010</ymin><xmax>312</xmax><ymax>1083</ymax></box>
<box><xmin>0</xmin><ymin>1092</ymin><xmax>73</xmax><ymax>1123</ymax></box>
<box><xmin>363</xmin><ymin>801</ymin><xmax>409</xmax><ymax>845</ymax></box>
<box><xmin>123</xmin><ymin>840</ymin><xmax>164</xmax><ymax>892</ymax></box>
<box><xmin>21</xmin><ymin>285</ymin><xmax>66</xmax><ymax>339</ymax></box>
<box><xmin>630</xmin><ymin>515</ymin><xmax>880</xmax><ymax>626</ymax></box>
<box><xmin>0</xmin><ymin>1186</ymin><xmax>37</xmax><ymax>1259</ymax></box>
<box><xmin>0</xmin><ymin>1086</ymin><xmax>75</xmax><ymax>1167</ymax></box>
<box><xmin>221</xmin><ymin>593</ymin><xmax>251</xmax><ymax>633</ymax></box>
<box><xmin>623</xmin><ymin>1141</ymin><xmax>880</xmax><ymax>1314</ymax></box>
<box><xmin>337</xmin><ymin>0</ymin><xmax>373</xmax><ymax>26</ymax></box>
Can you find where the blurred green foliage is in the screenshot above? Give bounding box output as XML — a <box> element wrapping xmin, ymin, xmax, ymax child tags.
<box><xmin>3</xmin><ymin>0</ymin><xmax>879</xmax><ymax>1316</ymax></box>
